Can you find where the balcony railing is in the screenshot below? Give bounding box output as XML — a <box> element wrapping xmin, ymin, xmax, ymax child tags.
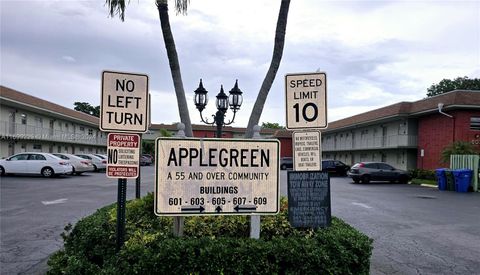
<box><xmin>323</xmin><ymin>134</ymin><xmax>417</xmax><ymax>151</ymax></box>
<box><xmin>0</xmin><ymin>121</ymin><xmax>107</xmax><ymax>146</ymax></box>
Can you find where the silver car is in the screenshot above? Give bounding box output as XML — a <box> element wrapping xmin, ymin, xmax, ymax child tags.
<box><xmin>347</xmin><ymin>162</ymin><xmax>410</xmax><ymax>184</ymax></box>
<box><xmin>75</xmin><ymin>154</ymin><xmax>106</xmax><ymax>172</ymax></box>
<box><xmin>53</xmin><ymin>153</ymin><xmax>95</xmax><ymax>175</ymax></box>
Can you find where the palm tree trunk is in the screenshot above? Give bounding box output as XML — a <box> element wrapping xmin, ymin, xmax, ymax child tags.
<box><xmin>245</xmin><ymin>0</ymin><xmax>290</xmax><ymax>138</ymax></box>
<box><xmin>157</xmin><ymin>2</ymin><xmax>193</xmax><ymax>137</ymax></box>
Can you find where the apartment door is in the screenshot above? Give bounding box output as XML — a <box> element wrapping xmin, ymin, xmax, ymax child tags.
<box><xmin>382</xmin><ymin>126</ymin><xmax>387</xmax><ymax>147</ymax></box>
<box><xmin>8</xmin><ymin>142</ymin><xmax>15</xmax><ymax>156</ymax></box>
<box><xmin>9</xmin><ymin>111</ymin><xmax>15</xmax><ymax>134</ymax></box>
<box><xmin>49</xmin><ymin>120</ymin><xmax>55</xmax><ymax>137</ymax></box>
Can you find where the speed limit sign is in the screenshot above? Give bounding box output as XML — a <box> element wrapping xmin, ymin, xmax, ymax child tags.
<box><xmin>285</xmin><ymin>72</ymin><xmax>327</xmax><ymax>129</ymax></box>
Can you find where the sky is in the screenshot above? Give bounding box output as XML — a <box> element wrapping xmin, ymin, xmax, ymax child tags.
<box><xmin>1</xmin><ymin>0</ymin><xmax>479</xmax><ymax>128</ymax></box>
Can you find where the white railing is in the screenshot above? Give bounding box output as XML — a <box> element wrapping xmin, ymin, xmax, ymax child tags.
<box><xmin>0</xmin><ymin>121</ymin><xmax>107</xmax><ymax>146</ymax></box>
<box><xmin>323</xmin><ymin>134</ymin><xmax>417</xmax><ymax>151</ymax></box>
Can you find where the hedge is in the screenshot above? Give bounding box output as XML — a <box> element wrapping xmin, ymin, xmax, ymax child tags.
<box><xmin>48</xmin><ymin>193</ymin><xmax>372</xmax><ymax>274</ymax></box>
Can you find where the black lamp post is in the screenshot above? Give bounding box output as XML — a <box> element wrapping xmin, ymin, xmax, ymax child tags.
<box><xmin>194</xmin><ymin>79</ymin><xmax>243</xmax><ymax>138</ymax></box>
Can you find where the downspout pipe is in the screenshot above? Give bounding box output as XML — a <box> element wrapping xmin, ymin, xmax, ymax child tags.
<box><xmin>438</xmin><ymin>103</ymin><xmax>455</xmax><ymax>142</ymax></box>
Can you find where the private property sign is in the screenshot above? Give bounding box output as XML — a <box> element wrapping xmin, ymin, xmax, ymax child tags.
<box><xmin>100</xmin><ymin>70</ymin><xmax>149</xmax><ymax>133</ymax></box>
<box><xmin>154</xmin><ymin>138</ymin><xmax>280</xmax><ymax>216</ymax></box>
<box><xmin>285</xmin><ymin>72</ymin><xmax>327</xmax><ymax>130</ymax></box>
<box><xmin>107</xmin><ymin>133</ymin><xmax>140</xmax><ymax>179</ymax></box>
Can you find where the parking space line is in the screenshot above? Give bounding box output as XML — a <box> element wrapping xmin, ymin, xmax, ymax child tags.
<box><xmin>351</xmin><ymin>202</ymin><xmax>372</xmax><ymax>209</ymax></box>
<box><xmin>41</xmin><ymin>198</ymin><xmax>68</xmax><ymax>205</ymax></box>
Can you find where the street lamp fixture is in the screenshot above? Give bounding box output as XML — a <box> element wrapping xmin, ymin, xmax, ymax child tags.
<box><xmin>193</xmin><ymin>79</ymin><xmax>243</xmax><ymax>137</ymax></box>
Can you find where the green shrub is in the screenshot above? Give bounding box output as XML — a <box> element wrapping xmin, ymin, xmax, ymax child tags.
<box><xmin>48</xmin><ymin>193</ymin><xmax>372</xmax><ymax>275</ymax></box>
<box><xmin>409</xmin><ymin>169</ymin><xmax>436</xmax><ymax>180</ymax></box>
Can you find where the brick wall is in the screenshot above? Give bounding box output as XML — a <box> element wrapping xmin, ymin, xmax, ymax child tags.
<box><xmin>417</xmin><ymin>110</ymin><xmax>480</xmax><ymax>170</ymax></box>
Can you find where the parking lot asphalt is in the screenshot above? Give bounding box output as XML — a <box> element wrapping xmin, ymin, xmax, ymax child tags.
<box><xmin>1</xmin><ymin>167</ymin><xmax>479</xmax><ymax>274</ymax></box>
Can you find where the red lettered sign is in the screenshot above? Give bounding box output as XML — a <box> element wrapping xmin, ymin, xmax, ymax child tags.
<box><xmin>107</xmin><ymin>133</ymin><xmax>140</xmax><ymax>178</ymax></box>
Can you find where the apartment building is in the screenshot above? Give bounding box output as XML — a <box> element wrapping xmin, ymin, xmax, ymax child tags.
<box><xmin>277</xmin><ymin>90</ymin><xmax>480</xmax><ymax>171</ymax></box>
<box><xmin>322</xmin><ymin>90</ymin><xmax>480</xmax><ymax>170</ymax></box>
<box><xmin>0</xmin><ymin>86</ymin><xmax>107</xmax><ymax>158</ymax></box>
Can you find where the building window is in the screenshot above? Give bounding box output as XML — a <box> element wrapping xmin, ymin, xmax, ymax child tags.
<box><xmin>21</xmin><ymin>144</ymin><xmax>27</xmax><ymax>152</ymax></box>
<box><xmin>88</xmin><ymin>129</ymin><xmax>93</xmax><ymax>136</ymax></box>
<box><xmin>33</xmin><ymin>144</ymin><xmax>42</xmax><ymax>150</ymax></box>
<box><xmin>35</xmin><ymin>117</ymin><xmax>43</xmax><ymax>127</ymax></box>
<box><xmin>471</xmin><ymin>117</ymin><xmax>480</xmax><ymax>130</ymax></box>
<box><xmin>21</xmin><ymin>113</ymin><xmax>27</xmax><ymax>124</ymax></box>
<box><xmin>89</xmin><ymin>147</ymin><xmax>93</xmax><ymax>152</ymax></box>
<box><xmin>79</xmin><ymin>146</ymin><xmax>85</xmax><ymax>152</ymax></box>
<box><xmin>79</xmin><ymin>126</ymin><xmax>85</xmax><ymax>132</ymax></box>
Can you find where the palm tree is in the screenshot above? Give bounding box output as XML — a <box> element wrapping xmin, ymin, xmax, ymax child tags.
<box><xmin>245</xmin><ymin>0</ymin><xmax>291</xmax><ymax>138</ymax></box>
<box><xmin>107</xmin><ymin>0</ymin><xmax>291</xmax><ymax>139</ymax></box>
<box><xmin>107</xmin><ymin>0</ymin><xmax>194</xmax><ymax>137</ymax></box>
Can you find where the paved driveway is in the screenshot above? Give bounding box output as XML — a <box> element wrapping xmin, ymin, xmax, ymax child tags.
<box><xmin>330</xmin><ymin>176</ymin><xmax>480</xmax><ymax>275</ymax></box>
<box><xmin>1</xmin><ymin>169</ymin><xmax>479</xmax><ymax>274</ymax></box>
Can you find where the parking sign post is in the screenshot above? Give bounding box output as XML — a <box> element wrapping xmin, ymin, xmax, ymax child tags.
<box><xmin>100</xmin><ymin>70</ymin><xmax>149</xmax><ymax>251</ymax></box>
<box><xmin>116</xmin><ymin>178</ymin><xmax>127</xmax><ymax>251</ymax></box>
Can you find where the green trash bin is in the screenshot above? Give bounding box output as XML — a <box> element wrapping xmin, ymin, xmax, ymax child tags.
<box><xmin>445</xmin><ymin>170</ymin><xmax>455</xmax><ymax>191</ymax></box>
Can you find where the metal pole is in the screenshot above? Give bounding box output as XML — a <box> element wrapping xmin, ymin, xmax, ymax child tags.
<box><xmin>215</xmin><ymin>110</ymin><xmax>224</xmax><ymax>138</ymax></box>
<box><xmin>116</xmin><ymin>178</ymin><xmax>127</xmax><ymax>251</ymax></box>
<box><xmin>135</xmin><ymin>134</ymin><xmax>142</xmax><ymax>199</ymax></box>
<box><xmin>173</xmin><ymin>123</ymin><xmax>186</xmax><ymax>237</ymax></box>
<box><xmin>250</xmin><ymin>125</ymin><xmax>262</xmax><ymax>239</ymax></box>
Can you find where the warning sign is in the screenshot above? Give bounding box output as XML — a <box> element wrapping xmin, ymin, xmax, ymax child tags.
<box><xmin>293</xmin><ymin>130</ymin><xmax>322</xmax><ymax>171</ymax></box>
<box><xmin>107</xmin><ymin>133</ymin><xmax>140</xmax><ymax>178</ymax></box>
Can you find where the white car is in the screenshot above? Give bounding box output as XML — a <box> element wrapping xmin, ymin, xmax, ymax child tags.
<box><xmin>0</xmin><ymin>152</ymin><xmax>73</xmax><ymax>177</ymax></box>
<box><xmin>75</xmin><ymin>154</ymin><xmax>106</xmax><ymax>171</ymax></box>
<box><xmin>53</xmin><ymin>153</ymin><xmax>95</xmax><ymax>175</ymax></box>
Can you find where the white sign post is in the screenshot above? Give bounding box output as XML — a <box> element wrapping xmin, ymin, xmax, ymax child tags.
<box><xmin>155</xmin><ymin>138</ymin><xmax>280</xmax><ymax>216</ymax></box>
<box><xmin>293</xmin><ymin>130</ymin><xmax>322</xmax><ymax>171</ymax></box>
<box><xmin>100</xmin><ymin>70</ymin><xmax>149</xmax><ymax>133</ymax></box>
<box><xmin>285</xmin><ymin>72</ymin><xmax>327</xmax><ymax>130</ymax></box>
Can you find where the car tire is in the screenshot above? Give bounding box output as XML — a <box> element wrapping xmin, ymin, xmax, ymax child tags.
<box><xmin>71</xmin><ymin>167</ymin><xmax>76</xmax><ymax>175</ymax></box>
<box><xmin>75</xmin><ymin>172</ymin><xmax>84</xmax><ymax>175</ymax></box>
<box><xmin>399</xmin><ymin>175</ymin><xmax>408</xmax><ymax>184</ymax></box>
<box><xmin>93</xmin><ymin>164</ymin><xmax>98</xmax><ymax>172</ymax></box>
<box><xmin>0</xmin><ymin>166</ymin><xmax>4</xmax><ymax>176</ymax></box>
<box><xmin>353</xmin><ymin>178</ymin><xmax>360</xmax><ymax>184</ymax></box>
<box><xmin>41</xmin><ymin>167</ymin><xmax>55</xmax><ymax>178</ymax></box>
<box><xmin>361</xmin><ymin>175</ymin><xmax>370</xmax><ymax>184</ymax></box>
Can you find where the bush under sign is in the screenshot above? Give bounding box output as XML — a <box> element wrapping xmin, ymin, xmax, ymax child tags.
<box><xmin>287</xmin><ymin>171</ymin><xmax>331</xmax><ymax>228</ymax></box>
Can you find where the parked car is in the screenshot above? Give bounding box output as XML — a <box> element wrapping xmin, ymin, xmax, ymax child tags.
<box><xmin>75</xmin><ymin>154</ymin><xmax>106</xmax><ymax>171</ymax></box>
<box><xmin>94</xmin><ymin>154</ymin><xmax>107</xmax><ymax>160</ymax></box>
<box><xmin>140</xmin><ymin>155</ymin><xmax>152</xmax><ymax>166</ymax></box>
<box><xmin>347</xmin><ymin>162</ymin><xmax>410</xmax><ymax>184</ymax></box>
<box><xmin>0</xmin><ymin>152</ymin><xmax>72</xmax><ymax>177</ymax></box>
<box><xmin>142</xmin><ymin>154</ymin><xmax>154</xmax><ymax>163</ymax></box>
<box><xmin>53</xmin><ymin>153</ymin><xmax>95</xmax><ymax>175</ymax></box>
<box><xmin>322</xmin><ymin>159</ymin><xmax>350</xmax><ymax>176</ymax></box>
<box><xmin>280</xmin><ymin>157</ymin><xmax>293</xmax><ymax>170</ymax></box>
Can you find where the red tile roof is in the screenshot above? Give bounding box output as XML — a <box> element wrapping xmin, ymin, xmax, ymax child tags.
<box><xmin>1</xmin><ymin>85</ymin><xmax>99</xmax><ymax>125</ymax></box>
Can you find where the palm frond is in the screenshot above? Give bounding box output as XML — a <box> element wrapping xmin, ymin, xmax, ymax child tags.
<box><xmin>106</xmin><ymin>0</ymin><xmax>129</xmax><ymax>21</ymax></box>
<box><xmin>175</xmin><ymin>0</ymin><xmax>190</xmax><ymax>15</ymax></box>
